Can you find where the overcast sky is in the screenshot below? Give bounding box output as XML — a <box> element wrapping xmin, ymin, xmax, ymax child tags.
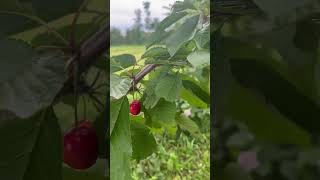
<box><xmin>111</xmin><ymin>0</ymin><xmax>177</xmax><ymax>31</ymax></box>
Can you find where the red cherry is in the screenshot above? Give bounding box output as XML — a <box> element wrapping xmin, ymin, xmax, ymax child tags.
<box><xmin>63</xmin><ymin>120</ymin><xmax>98</xmax><ymax>170</ymax></box>
<box><xmin>130</xmin><ymin>100</ymin><xmax>141</xmax><ymax>115</ymax></box>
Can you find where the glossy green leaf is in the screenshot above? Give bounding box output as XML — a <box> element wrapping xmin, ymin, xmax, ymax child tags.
<box><xmin>155</xmin><ymin>73</ymin><xmax>183</xmax><ymax>102</ymax></box>
<box><xmin>131</xmin><ymin>122</ymin><xmax>157</xmax><ymax>161</ymax></box>
<box><xmin>182</xmin><ymin>80</ymin><xmax>210</xmax><ymax>105</ymax></box>
<box><xmin>165</xmin><ymin>14</ymin><xmax>200</xmax><ymax>56</ymax></box>
<box><xmin>0</xmin><ymin>112</ymin><xmax>40</xmax><ymax>180</ymax></box>
<box><xmin>110</xmin><ymin>97</ymin><xmax>132</xmax><ymax>180</ymax></box>
<box><xmin>226</xmin><ymin>80</ymin><xmax>311</xmax><ymax>146</ymax></box>
<box><xmin>0</xmin><ymin>39</ymin><xmax>67</xmax><ymax>118</ymax></box>
<box><xmin>142</xmin><ymin>81</ymin><xmax>161</xmax><ymax>109</ymax></box>
<box><xmin>0</xmin><ymin>0</ymin><xmax>83</xmax><ymax>35</ymax></box>
<box><xmin>176</xmin><ymin>114</ymin><xmax>200</xmax><ymax>134</ymax></box>
<box><xmin>147</xmin><ymin>99</ymin><xmax>177</xmax><ymax>126</ymax></box>
<box><xmin>32</xmin><ymin>0</ymin><xmax>84</xmax><ymax>21</ymax></box>
<box><xmin>93</xmin><ymin>110</ymin><xmax>108</xmax><ymax>158</ymax></box>
<box><xmin>141</xmin><ymin>47</ymin><xmax>170</xmax><ymax>60</ymax></box>
<box><xmin>230</xmin><ymin>59</ymin><xmax>320</xmax><ymax>135</ymax></box>
<box><xmin>180</xmin><ymin>88</ymin><xmax>207</xmax><ymax>108</ymax></box>
<box><xmin>111</xmin><ymin>54</ymin><xmax>136</xmax><ymax>73</ymax></box>
<box><xmin>110</xmin><ymin>97</ymin><xmax>125</xmax><ymax>135</ymax></box>
<box><xmin>110</xmin><ymin>74</ymin><xmax>131</xmax><ymax>99</ymax></box>
<box><xmin>252</xmin><ymin>0</ymin><xmax>319</xmax><ymax>21</ymax></box>
<box><xmin>187</xmin><ymin>50</ymin><xmax>210</xmax><ymax>68</ymax></box>
<box><xmin>0</xmin><ymin>108</ymin><xmax>62</xmax><ymax>180</ymax></box>
<box><xmin>24</xmin><ymin>108</ymin><xmax>62</xmax><ymax>180</ymax></box>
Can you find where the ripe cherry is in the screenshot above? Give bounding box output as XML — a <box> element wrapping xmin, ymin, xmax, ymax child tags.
<box><xmin>130</xmin><ymin>100</ymin><xmax>141</xmax><ymax>115</ymax></box>
<box><xmin>63</xmin><ymin>120</ymin><xmax>98</xmax><ymax>170</ymax></box>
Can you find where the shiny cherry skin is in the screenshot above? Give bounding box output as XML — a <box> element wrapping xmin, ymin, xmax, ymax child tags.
<box><xmin>63</xmin><ymin>120</ymin><xmax>98</xmax><ymax>170</ymax></box>
<box><xmin>130</xmin><ymin>100</ymin><xmax>141</xmax><ymax>115</ymax></box>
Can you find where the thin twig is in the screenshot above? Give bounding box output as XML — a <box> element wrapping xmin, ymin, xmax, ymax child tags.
<box><xmin>90</xmin><ymin>71</ymin><xmax>101</xmax><ymax>89</ymax></box>
<box><xmin>90</xmin><ymin>95</ymin><xmax>103</xmax><ymax>112</ymax></box>
<box><xmin>88</xmin><ymin>92</ymin><xmax>104</xmax><ymax>108</ymax></box>
<box><xmin>70</xmin><ymin>0</ymin><xmax>90</xmax><ymax>50</ymax></box>
<box><xmin>92</xmin><ymin>83</ymin><xmax>108</xmax><ymax>91</ymax></box>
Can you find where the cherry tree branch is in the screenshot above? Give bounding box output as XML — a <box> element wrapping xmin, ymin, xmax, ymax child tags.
<box><xmin>129</xmin><ymin>64</ymin><xmax>157</xmax><ymax>91</ymax></box>
<box><xmin>57</xmin><ymin>23</ymin><xmax>109</xmax><ymax>98</ymax></box>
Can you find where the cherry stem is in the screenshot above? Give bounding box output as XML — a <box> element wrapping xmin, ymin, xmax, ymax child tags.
<box><xmin>82</xmin><ymin>95</ymin><xmax>87</xmax><ymax>120</ymax></box>
<box><xmin>70</xmin><ymin>0</ymin><xmax>89</xmax><ymax>50</ymax></box>
<box><xmin>73</xmin><ymin>62</ymin><xmax>79</xmax><ymax>127</ymax></box>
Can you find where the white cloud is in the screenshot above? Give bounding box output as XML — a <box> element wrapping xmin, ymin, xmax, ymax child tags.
<box><xmin>111</xmin><ymin>0</ymin><xmax>177</xmax><ymax>30</ymax></box>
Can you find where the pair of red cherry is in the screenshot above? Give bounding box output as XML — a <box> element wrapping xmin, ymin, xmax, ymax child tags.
<box><xmin>63</xmin><ymin>100</ymin><xmax>141</xmax><ymax>170</ymax></box>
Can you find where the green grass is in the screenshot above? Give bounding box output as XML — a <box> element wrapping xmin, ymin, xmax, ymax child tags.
<box><xmin>110</xmin><ymin>45</ymin><xmax>146</xmax><ymax>59</ymax></box>
<box><xmin>132</xmin><ymin>133</ymin><xmax>210</xmax><ymax>180</ymax></box>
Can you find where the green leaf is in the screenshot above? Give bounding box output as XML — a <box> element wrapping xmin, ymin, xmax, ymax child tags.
<box><xmin>226</xmin><ymin>80</ymin><xmax>311</xmax><ymax>146</ymax></box>
<box><xmin>0</xmin><ymin>108</ymin><xmax>62</xmax><ymax>180</ymax></box>
<box><xmin>146</xmin><ymin>30</ymin><xmax>171</xmax><ymax>49</ymax></box>
<box><xmin>230</xmin><ymin>59</ymin><xmax>320</xmax><ymax>135</ymax></box>
<box><xmin>187</xmin><ymin>50</ymin><xmax>210</xmax><ymax>68</ymax></box>
<box><xmin>0</xmin><ymin>0</ymin><xmax>83</xmax><ymax>35</ymax></box>
<box><xmin>110</xmin><ymin>97</ymin><xmax>132</xmax><ymax>180</ymax></box>
<box><xmin>32</xmin><ymin>0</ymin><xmax>84</xmax><ymax>21</ymax></box>
<box><xmin>0</xmin><ymin>39</ymin><xmax>67</xmax><ymax>118</ymax></box>
<box><xmin>111</xmin><ymin>54</ymin><xmax>136</xmax><ymax>73</ymax></box>
<box><xmin>315</xmin><ymin>57</ymin><xmax>320</xmax><ymax>101</ymax></box>
<box><xmin>145</xmin><ymin>59</ymin><xmax>189</xmax><ymax>66</ymax></box>
<box><xmin>157</xmin><ymin>11</ymin><xmax>188</xmax><ymax>31</ymax></box>
<box><xmin>180</xmin><ymin>88</ymin><xmax>207</xmax><ymax>108</ymax></box>
<box><xmin>24</xmin><ymin>108</ymin><xmax>62</xmax><ymax>180</ymax></box>
<box><xmin>252</xmin><ymin>0</ymin><xmax>319</xmax><ymax>21</ymax></box>
<box><xmin>147</xmin><ymin>99</ymin><xmax>177</xmax><ymax>126</ymax></box>
<box><xmin>141</xmin><ymin>47</ymin><xmax>170</xmax><ymax>60</ymax></box>
<box><xmin>110</xmin><ymin>97</ymin><xmax>125</xmax><ymax>135</ymax></box>
<box><xmin>0</xmin><ymin>112</ymin><xmax>40</xmax><ymax>180</ymax></box>
<box><xmin>155</xmin><ymin>73</ymin><xmax>183</xmax><ymax>102</ymax></box>
<box><xmin>182</xmin><ymin>80</ymin><xmax>210</xmax><ymax>105</ymax></box>
<box><xmin>171</xmin><ymin>0</ymin><xmax>196</xmax><ymax>13</ymax></box>
<box><xmin>131</xmin><ymin>122</ymin><xmax>157</xmax><ymax>161</ymax></box>
<box><xmin>165</xmin><ymin>14</ymin><xmax>200</xmax><ymax>56</ymax></box>
<box><xmin>294</xmin><ymin>18</ymin><xmax>320</xmax><ymax>53</ymax></box>
<box><xmin>194</xmin><ymin>23</ymin><xmax>210</xmax><ymax>49</ymax></box>
<box><xmin>31</xmin><ymin>23</ymin><xmax>100</xmax><ymax>47</ymax></box>
<box><xmin>94</xmin><ymin>55</ymin><xmax>108</xmax><ymax>71</ymax></box>
<box><xmin>0</xmin><ymin>38</ymin><xmax>35</xmax><ymax>83</ymax></box>
<box><xmin>93</xmin><ymin>110</ymin><xmax>108</xmax><ymax>158</ymax></box>
<box><xmin>261</xmin><ymin>25</ymin><xmax>313</xmax><ymax>66</ymax></box>
<box><xmin>110</xmin><ymin>74</ymin><xmax>131</xmax><ymax>99</ymax></box>
<box><xmin>175</xmin><ymin>114</ymin><xmax>200</xmax><ymax>134</ymax></box>
<box><xmin>142</xmin><ymin>81</ymin><xmax>161</xmax><ymax>109</ymax></box>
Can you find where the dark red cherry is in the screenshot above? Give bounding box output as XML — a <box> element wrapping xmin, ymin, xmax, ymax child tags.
<box><xmin>130</xmin><ymin>100</ymin><xmax>141</xmax><ymax>115</ymax></box>
<box><xmin>63</xmin><ymin>120</ymin><xmax>98</xmax><ymax>170</ymax></box>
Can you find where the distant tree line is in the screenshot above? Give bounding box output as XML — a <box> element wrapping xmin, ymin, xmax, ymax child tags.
<box><xmin>111</xmin><ymin>1</ymin><xmax>161</xmax><ymax>45</ymax></box>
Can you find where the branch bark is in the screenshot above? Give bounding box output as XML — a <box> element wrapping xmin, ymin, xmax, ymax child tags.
<box><xmin>129</xmin><ymin>64</ymin><xmax>157</xmax><ymax>91</ymax></box>
<box><xmin>57</xmin><ymin>23</ymin><xmax>109</xmax><ymax>98</ymax></box>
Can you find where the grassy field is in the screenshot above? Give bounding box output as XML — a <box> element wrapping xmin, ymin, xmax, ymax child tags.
<box><xmin>110</xmin><ymin>45</ymin><xmax>146</xmax><ymax>58</ymax></box>
<box><xmin>111</xmin><ymin>45</ymin><xmax>210</xmax><ymax>179</ymax></box>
